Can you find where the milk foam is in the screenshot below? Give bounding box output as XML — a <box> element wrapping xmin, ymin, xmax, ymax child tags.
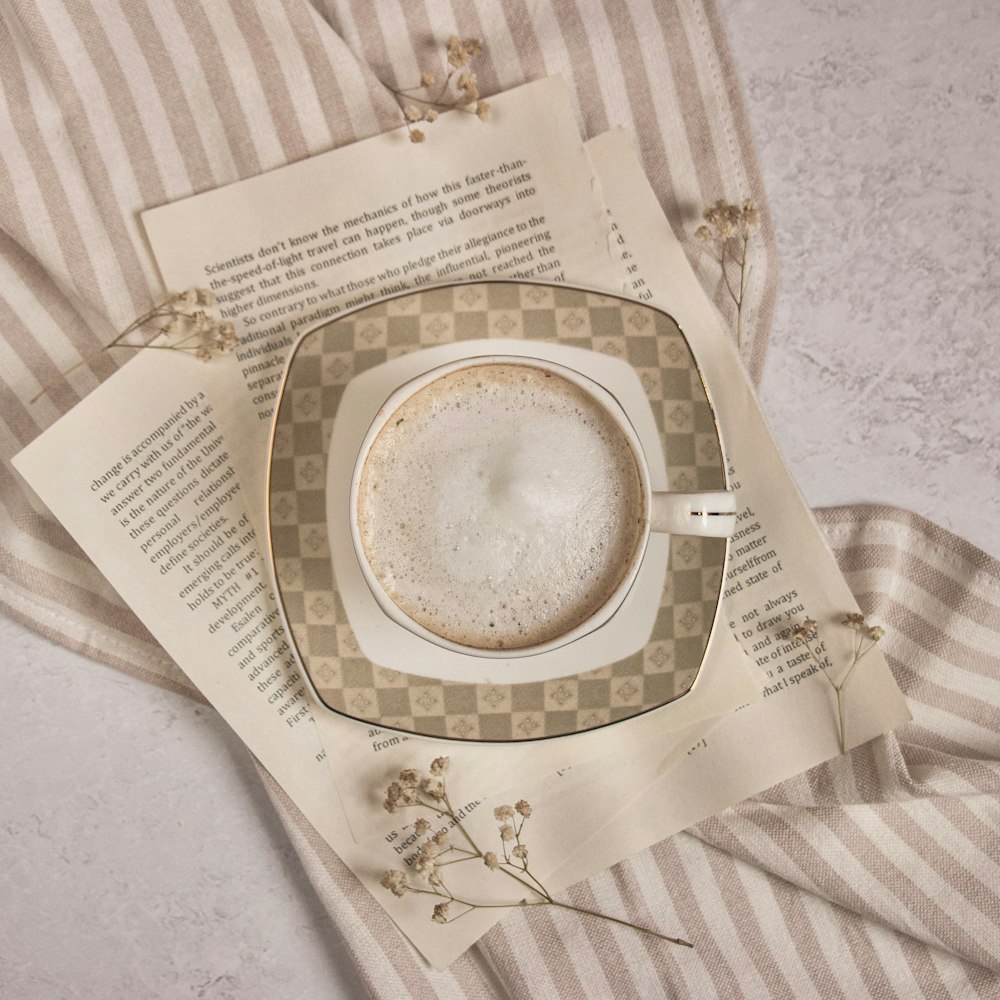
<box><xmin>356</xmin><ymin>363</ymin><xmax>646</xmax><ymax>650</ymax></box>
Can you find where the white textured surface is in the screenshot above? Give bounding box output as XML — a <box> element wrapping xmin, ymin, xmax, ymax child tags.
<box><xmin>730</xmin><ymin>0</ymin><xmax>999</xmax><ymax>559</ymax></box>
<box><xmin>3</xmin><ymin>4</ymin><xmax>998</xmax><ymax>997</ymax></box>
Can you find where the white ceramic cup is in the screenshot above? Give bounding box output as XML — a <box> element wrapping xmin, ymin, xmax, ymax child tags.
<box><xmin>350</xmin><ymin>355</ymin><xmax>735</xmax><ymax>658</ymax></box>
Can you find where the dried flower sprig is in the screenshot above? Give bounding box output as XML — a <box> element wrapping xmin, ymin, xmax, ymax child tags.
<box><xmin>32</xmin><ymin>288</ymin><xmax>238</xmax><ymax>403</ymax></box>
<box><xmin>695</xmin><ymin>198</ymin><xmax>760</xmax><ymax>352</ymax></box>
<box><xmin>790</xmin><ymin>613</ymin><xmax>886</xmax><ymax>754</ymax></box>
<box><xmin>382</xmin><ymin>36</ymin><xmax>491</xmax><ymax>142</ymax></box>
<box><xmin>381</xmin><ymin>757</ymin><xmax>693</xmax><ymax>948</ymax></box>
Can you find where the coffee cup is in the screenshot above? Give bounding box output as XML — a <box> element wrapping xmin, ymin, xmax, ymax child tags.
<box><xmin>350</xmin><ymin>355</ymin><xmax>735</xmax><ymax>658</ymax></box>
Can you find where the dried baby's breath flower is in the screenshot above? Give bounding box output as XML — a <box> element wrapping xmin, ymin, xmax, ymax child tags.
<box><xmin>378</xmin><ymin>36</ymin><xmax>492</xmax><ymax>142</ymax></box>
<box><xmin>420</xmin><ymin>777</ymin><xmax>446</xmax><ymax>801</ymax></box>
<box><xmin>32</xmin><ymin>287</ymin><xmax>240</xmax><ymax>403</ymax></box>
<box><xmin>791</xmin><ymin>619</ymin><xmax>819</xmax><ymax>644</ymax></box>
<box><xmin>379</xmin><ymin>759</ymin><xmax>693</xmax><ymax>949</ymax></box>
<box><xmin>381</xmin><ymin>870</ymin><xmax>409</xmax><ymax>897</ymax></box>
<box><xmin>414</xmin><ymin>817</ymin><xmax>430</xmax><ymax>835</ymax></box>
<box><xmin>789</xmin><ymin>614</ymin><xmax>888</xmax><ymax>754</ymax></box>
<box><xmin>695</xmin><ymin>197</ymin><xmax>760</xmax><ymax>352</ymax></box>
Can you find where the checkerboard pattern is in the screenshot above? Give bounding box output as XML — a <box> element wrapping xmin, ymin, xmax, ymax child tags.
<box><xmin>268</xmin><ymin>282</ymin><xmax>727</xmax><ymax>741</ymax></box>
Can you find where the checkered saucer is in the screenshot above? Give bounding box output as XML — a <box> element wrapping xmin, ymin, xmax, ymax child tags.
<box><xmin>266</xmin><ymin>281</ymin><xmax>729</xmax><ymax>743</ymax></box>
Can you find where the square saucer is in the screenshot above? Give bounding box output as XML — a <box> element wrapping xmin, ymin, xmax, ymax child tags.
<box><xmin>266</xmin><ymin>281</ymin><xmax>729</xmax><ymax>743</ymax></box>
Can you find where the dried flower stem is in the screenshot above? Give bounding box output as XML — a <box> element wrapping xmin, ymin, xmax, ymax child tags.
<box><xmin>790</xmin><ymin>614</ymin><xmax>885</xmax><ymax>754</ymax></box>
<box><xmin>31</xmin><ymin>288</ymin><xmax>237</xmax><ymax>403</ymax></box>
<box><xmin>696</xmin><ymin>199</ymin><xmax>759</xmax><ymax>352</ymax></box>
<box><xmin>381</xmin><ymin>758</ymin><xmax>692</xmax><ymax>948</ymax></box>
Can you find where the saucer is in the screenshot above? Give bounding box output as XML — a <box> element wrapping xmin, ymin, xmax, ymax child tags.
<box><xmin>266</xmin><ymin>280</ymin><xmax>729</xmax><ymax>743</ymax></box>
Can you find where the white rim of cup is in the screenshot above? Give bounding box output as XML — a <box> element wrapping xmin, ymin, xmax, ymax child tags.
<box><xmin>349</xmin><ymin>354</ymin><xmax>654</xmax><ymax>659</ymax></box>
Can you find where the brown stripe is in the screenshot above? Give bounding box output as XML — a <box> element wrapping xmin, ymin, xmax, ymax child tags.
<box><xmin>700</xmin><ymin>0</ymin><xmax>778</xmax><ymax>383</ymax></box>
<box><xmin>829</xmin><ymin>807</ymin><xmax>995</xmax><ymax>967</ymax></box>
<box><xmin>171</xmin><ymin>2</ymin><xmax>263</xmax><ymax>177</ymax></box>
<box><xmin>761</xmin><ymin>874</ymin><xmax>847</xmax><ymax>999</ymax></box>
<box><xmin>0</xmin><ymin>588</ymin><xmax>194</xmax><ymax>695</ymax></box>
<box><xmin>0</xmin><ymin>230</ymin><xmax>113</xmax><ymax>419</ymax></box>
<box><xmin>480</xmin><ymin>923</ymin><xmax>536</xmax><ymax>998</ymax></box>
<box><xmin>279</xmin><ymin>2</ymin><xmax>358</xmax><ymax>149</ymax></box>
<box><xmin>547</xmin><ymin>0</ymin><xmax>611</xmax><ymax>139</ymax></box>
<box><xmin>565</xmin><ymin>874</ymin><xmax>647</xmax><ymax>995</ymax></box>
<box><xmin>891</xmin><ymin>658</ymin><xmax>1000</xmax><ymax>739</ymax></box>
<box><xmin>830</xmin><ymin>904</ymin><xmax>896</xmax><ymax>999</ymax></box>
<box><xmin>651</xmin><ymin>0</ymin><xmax>724</xmax><ymax>220</ymax></box>
<box><xmin>879</xmin><ymin>803</ymin><xmax>1000</xmax><ymax>934</ymax></box>
<box><xmin>0</xmin><ymin>15</ymin><xmax>136</xmax><ymax>334</ymax></box>
<box><xmin>229</xmin><ymin>4</ymin><xmax>310</xmax><ymax>166</ymax></box>
<box><xmin>818</xmin><ymin>504</ymin><xmax>1000</xmax><ymax>581</ymax></box>
<box><xmin>516</xmin><ymin>906</ymin><xmax>589</xmax><ymax>999</ymax></box>
<box><xmin>4</xmin><ymin>4</ymin><xmax>149</xmax><ymax>317</ymax></box>
<box><xmin>61</xmin><ymin>3</ymin><xmax>169</xmax><ymax>206</ymax></box>
<box><xmin>651</xmin><ymin>836</ymin><xmax>748</xmax><ymax>998</ymax></box>
<box><xmin>499</xmin><ymin>1</ymin><xmax>548</xmax><ymax>83</ymax></box>
<box><xmin>1</xmin><ymin>460</ymin><xmax>86</xmax><ymax>560</ymax></box>
<box><xmin>896</xmin><ymin>933</ymin><xmax>955</xmax><ymax>1000</ymax></box>
<box><xmin>117</xmin><ymin>5</ymin><xmax>216</xmax><ymax>195</ymax></box>
<box><xmin>834</xmin><ymin>542</ymin><xmax>1000</xmax><ymax>638</ymax></box>
<box><xmin>0</xmin><ymin>539</ymin><xmax>154</xmax><ymax>642</ymax></box>
<box><xmin>329</xmin><ymin>3</ymin><xmax>411</xmax><ymax>134</ymax></box>
<box><xmin>701</xmin><ymin>845</ymin><xmax>796</xmax><ymax>998</ymax></box>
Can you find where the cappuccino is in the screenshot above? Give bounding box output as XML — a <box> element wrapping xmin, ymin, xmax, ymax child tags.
<box><xmin>355</xmin><ymin>361</ymin><xmax>646</xmax><ymax>651</ymax></box>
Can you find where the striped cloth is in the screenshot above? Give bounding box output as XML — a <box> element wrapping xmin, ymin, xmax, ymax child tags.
<box><xmin>2</xmin><ymin>3</ymin><xmax>997</xmax><ymax>997</ymax></box>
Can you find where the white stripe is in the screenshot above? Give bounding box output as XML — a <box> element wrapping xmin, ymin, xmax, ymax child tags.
<box><xmin>143</xmin><ymin>3</ymin><xmax>240</xmax><ymax>185</ymax></box>
<box><xmin>254</xmin><ymin>0</ymin><xmax>335</xmax><ymax>154</ymax></box>
<box><xmin>629</xmin><ymin>0</ymin><xmax>707</xmax><ymax>205</ymax></box>
<box><xmin>30</xmin><ymin>3</ymin><xmax>158</xmax><ymax>291</ymax></box>
<box><xmin>87</xmin><ymin>3</ymin><xmax>191</xmax><ymax>192</ymax></box>
<box><xmin>733</xmin><ymin>857</ymin><xmax>816</xmax><ymax>992</ymax></box>
<box><xmin>195</xmin><ymin>4</ymin><xmax>288</xmax><ymax>170</ymax></box>
<box><xmin>798</xmin><ymin>890</ymin><xmax>873</xmax><ymax>998</ymax></box>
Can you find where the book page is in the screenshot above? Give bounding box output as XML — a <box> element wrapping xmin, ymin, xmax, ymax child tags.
<box><xmin>540</xmin><ymin>131</ymin><xmax>913</xmax><ymax>890</ymax></box>
<box><xmin>141</xmin><ymin>76</ymin><xmax>620</xmax><ymax>535</ymax></box>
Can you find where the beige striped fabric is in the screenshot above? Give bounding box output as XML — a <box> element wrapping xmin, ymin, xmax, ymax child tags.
<box><xmin>3</xmin><ymin>2</ymin><xmax>997</xmax><ymax>997</ymax></box>
<box><xmin>261</xmin><ymin>507</ymin><xmax>1000</xmax><ymax>998</ymax></box>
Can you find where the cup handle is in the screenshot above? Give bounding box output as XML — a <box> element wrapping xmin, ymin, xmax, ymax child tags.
<box><xmin>650</xmin><ymin>490</ymin><xmax>737</xmax><ymax>538</ymax></box>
